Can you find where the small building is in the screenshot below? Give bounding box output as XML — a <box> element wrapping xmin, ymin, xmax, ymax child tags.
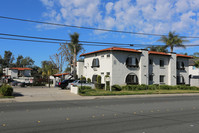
<box><xmin>189</xmin><ymin>59</ymin><xmax>199</xmax><ymax>86</ymax></box>
<box><xmin>3</xmin><ymin>67</ymin><xmax>34</xmax><ymax>84</ymax></box>
<box><xmin>49</xmin><ymin>73</ymin><xmax>72</xmax><ymax>87</ymax></box>
<box><xmin>77</xmin><ymin>47</ymin><xmax>192</xmax><ymax>86</ymax></box>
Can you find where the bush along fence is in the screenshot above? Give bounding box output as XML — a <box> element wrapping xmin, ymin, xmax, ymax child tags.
<box><xmin>0</xmin><ymin>84</ymin><xmax>13</xmax><ymax>96</ymax></box>
<box><xmin>78</xmin><ymin>84</ymin><xmax>199</xmax><ymax>96</ymax></box>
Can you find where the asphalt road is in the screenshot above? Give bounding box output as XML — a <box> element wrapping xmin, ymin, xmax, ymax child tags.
<box><xmin>1</xmin><ymin>95</ymin><xmax>199</xmax><ymax>133</ymax></box>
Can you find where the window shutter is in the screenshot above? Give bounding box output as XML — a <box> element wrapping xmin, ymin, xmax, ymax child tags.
<box><xmin>132</xmin><ymin>58</ymin><xmax>136</xmax><ymax>66</ymax></box>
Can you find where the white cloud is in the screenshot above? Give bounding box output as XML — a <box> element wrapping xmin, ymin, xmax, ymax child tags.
<box><xmin>39</xmin><ymin>0</ymin><xmax>199</xmax><ymax>38</ymax></box>
<box><xmin>106</xmin><ymin>2</ymin><xmax>113</xmax><ymax>14</ymax></box>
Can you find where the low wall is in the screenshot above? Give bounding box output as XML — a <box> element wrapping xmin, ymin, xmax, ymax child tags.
<box><xmin>70</xmin><ymin>85</ymin><xmax>79</xmax><ymax>94</ymax></box>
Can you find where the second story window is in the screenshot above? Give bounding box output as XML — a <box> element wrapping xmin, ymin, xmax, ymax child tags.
<box><xmin>91</xmin><ymin>58</ymin><xmax>100</xmax><ymax>68</ymax></box>
<box><xmin>177</xmin><ymin>61</ymin><xmax>185</xmax><ymax>70</ymax></box>
<box><xmin>126</xmin><ymin>57</ymin><xmax>139</xmax><ymax>67</ymax></box>
<box><xmin>160</xmin><ymin>60</ymin><xmax>164</xmax><ymax>67</ymax></box>
<box><xmin>149</xmin><ymin>59</ymin><xmax>153</xmax><ymax>65</ymax></box>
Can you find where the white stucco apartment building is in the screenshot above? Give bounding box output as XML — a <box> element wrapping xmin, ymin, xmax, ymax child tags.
<box><xmin>3</xmin><ymin>67</ymin><xmax>34</xmax><ymax>83</ymax></box>
<box><xmin>189</xmin><ymin>59</ymin><xmax>199</xmax><ymax>86</ymax></box>
<box><xmin>77</xmin><ymin>47</ymin><xmax>192</xmax><ymax>86</ymax></box>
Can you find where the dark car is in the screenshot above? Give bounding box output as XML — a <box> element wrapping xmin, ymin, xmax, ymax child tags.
<box><xmin>58</xmin><ymin>79</ymin><xmax>75</xmax><ymax>89</ymax></box>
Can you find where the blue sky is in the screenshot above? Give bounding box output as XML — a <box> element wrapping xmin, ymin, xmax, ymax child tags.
<box><xmin>0</xmin><ymin>0</ymin><xmax>199</xmax><ymax>67</ymax></box>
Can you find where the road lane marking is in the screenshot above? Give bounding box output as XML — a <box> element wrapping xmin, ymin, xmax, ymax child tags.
<box><xmin>37</xmin><ymin>121</ymin><xmax>41</xmax><ymax>123</ymax></box>
<box><xmin>2</xmin><ymin>124</ymin><xmax>6</xmax><ymax>127</ymax></box>
<box><xmin>66</xmin><ymin>118</ymin><xmax>70</xmax><ymax>121</ymax></box>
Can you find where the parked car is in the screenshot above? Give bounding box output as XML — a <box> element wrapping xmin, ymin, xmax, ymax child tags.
<box><xmin>68</xmin><ymin>80</ymin><xmax>95</xmax><ymax>89</ymax></box>
<box><xmin>58</xmin><ymin>79</ymin><xmax>75</xmax><ymax>89</ymax></box>
<box><xmin>11</xmin><ymin>81</ymin><xmax>19</xmax><ymax>86</ymax></box>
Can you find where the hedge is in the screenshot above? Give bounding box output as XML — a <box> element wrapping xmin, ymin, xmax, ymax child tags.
<box><xmin>0</xmin><ymin>84</ymin><xmax>13</xmax><ymax>96</ymax></box>
<box><xmin>118</xmin><ymin>84</ymin><xmax>199</xmax><ymax>91</ymax></box>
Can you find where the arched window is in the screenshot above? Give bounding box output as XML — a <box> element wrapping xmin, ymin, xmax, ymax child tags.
<box><xmin>126</xmin><ymin>57</ymin><xmax>139</xmax><ymax>67</ymax></box>
<box><xmin>92</xmin><ymin>75</ymin><xmax>97</xmax><ymax>83</ymax></box>
<box><xmin>177</xmin><ymin>75</ymin><xmax>185</xmax><ymax>84</ymax></box>
<box><xmin>91</xmin><ymin>58</ymin><xmax>100</xmax><ymax>68</ymax></box>
<box><xmin>126</xmin><ymin>73</ymin><xmax>139</xmax><ymax>85</ymax></box>
<box><xmin>177</xmin><ymin>61</ymin><xmax>185</xmax><ymax>70</ymax></box>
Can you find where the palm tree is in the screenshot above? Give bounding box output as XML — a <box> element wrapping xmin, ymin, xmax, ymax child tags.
<box><xmin>146</xmin><ymin>45</ymin><xmax>168</xmax><ymax>52</ymax></box>
<box><xmin>68</xmin><ymin>32</ymin><xmax>83</xmax><ymax>79</ymax></box>
<box><xmin>158</xmin><ymin>31</ymin><xmax>188</xmax><ymax>52</ymax></box>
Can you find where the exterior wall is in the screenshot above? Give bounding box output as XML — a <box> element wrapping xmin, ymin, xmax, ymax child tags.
<box><xmin>82</xmin><ymin>51</ymin><xmax>113</xmax><ymax>84</ymax></box>
<box><xmin>77</xmin><ymin>62</ymin><xmax>84</xmax><ymax>78</ymax></box>
<box><xmin>11</xmin><ymin>70</ymin><xmax>18</xmax><ymax>78</ymax></box>
<box><xmin>23</xmin><ymin>70</ymin><xmax>31</xmax><ymax>77</ymax></box>
<box><xmin>189</xmin><ymin>66</ymin><xmax>199</xmax><ymax>86</ymax></box>
<box><xmin>80</xmin><ymin>50</ymin><xmax>191</xmax><ymax>87</ymax></box>
<box><xmin>177</xmin><ymin>57</ymin><xmax>189</xmax><ymax>85</ymax></box>
<box><xmin>112</xmin><ymin>51</ymin><xmax>141</xmax><ymax>86</ymax></box>
<box><xmin>149</xmin><ymin>54</ymin><xmax>170</xmax><ymax>85</ymax></box>
<box><xmin>139</xmin><ymin>50</ymin><xmax>149</xmax><ymax>85</ymax></box>
<box><xmin>168</xmin><ymin>54</ymin><xmax>177</xmax><ymax>85</ymax></box>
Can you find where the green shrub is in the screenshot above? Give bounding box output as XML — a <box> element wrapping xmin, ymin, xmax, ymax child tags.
<box><xmin>137</xmin><ymin>84</ymin><xmax>148</xmax><ymax>90</ymax></box>
<box><xmin>111</xmin><ymin>85</ymin><xmax>122</xmax><ymax>91</ymax></box>
<box><xmin>105</xmin><ymin>81</ymin><xmax>110</xmax><ymax>90</ymax></box>
<box><xmin>78</xmin><ymin>86</ymin><xmax>95</xmax><ymax>94</ymax></box>
<box><xmin>80</xmin><ymin>76</ymin><xmax>86</xmax><ymax>81</ymax></box>
<box><xmin>0</xmin><ymin>84</ymin><xmax>13</xmax><ymax>96</ymax></box>
<box><xmin>159</xmin><ymin>85</ymin><xmax>171</xmax><ymax>90</ymax></box>
<box><xmin>87</xmin><ymin>78</ymin><xmax>91</xmax><ymax>83</ymax></box>
<box><xmin>148</xmin><ymin>84</ymin><xmax>158</xmax><ymax>90</ymax></box>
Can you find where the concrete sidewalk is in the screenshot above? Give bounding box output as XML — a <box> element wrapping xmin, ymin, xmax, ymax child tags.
<box><xmin>0</xmin><ymin>87</ymin><xmax>95</xmax><ymax>103</ymax></box>
<box><xmin>1</xmin><ymin>86</ymin><xmax>199</xmax><ymax>103</ymax></box>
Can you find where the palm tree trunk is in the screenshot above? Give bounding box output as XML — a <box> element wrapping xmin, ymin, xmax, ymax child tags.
<box><xmin>170</xmin><ymin>46</ymin><xmax>173</xmax><ymax>53</ymax></box>
<box><xmin>73</xmin><ymin>47</ymin><xmax>77</xmax><ymax>79</ymax></box>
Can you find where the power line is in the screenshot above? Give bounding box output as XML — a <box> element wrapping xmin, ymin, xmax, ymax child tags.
<box><xmin>1</xmin><ymin>36</ymin><xmax>199</xmax><ymax>47</ymax></box>
<box><xmin>0</xmin><ymin>36</ymin><xmax>133</xmax><ymax>47</ymax></box>
<box><xmin>0</xmin><ymin>33</ymin><xmax>146</xmax><ymax>46</ymax></box>
<box><xmin>1</xmin><ymin>15</ymin><xmax>199</xmax><ymax>38</ymax></box>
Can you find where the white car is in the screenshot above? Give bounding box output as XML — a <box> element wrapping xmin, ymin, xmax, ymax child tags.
<box><xmin>67</xmin><ymin>80</ymin><xmax>95</xmax><ymax>89</ymax></box>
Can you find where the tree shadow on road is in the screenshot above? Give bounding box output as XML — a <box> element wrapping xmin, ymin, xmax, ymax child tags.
<box><xmin>13</xmin><ymin>92</ymin><xmax>24</xmax><ymax>97</ymax></box>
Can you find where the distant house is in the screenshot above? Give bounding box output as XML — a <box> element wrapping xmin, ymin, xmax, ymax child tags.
<box><xmin>77</xmin><ymin>47</ymin><xmax>192</xmax><ymax>86</ymax></box>
<box><xmin>189</xmin><ymin>59</ymin><xmax>199</xmax><ymax>86</ymax></box>
<box><xmin>3</xmin><ymin>67</ymin><xmax>34</xmax><ymax>84</ymax></box>
<box><xmin>49</xmin><ymin>73</ymin><xmax>72</xmax><ymax>87</ymax></box>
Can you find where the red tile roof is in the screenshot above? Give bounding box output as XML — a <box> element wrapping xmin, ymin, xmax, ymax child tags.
<box><xmin>80</xmin><ymin>47</ymin><xmax>141</xmax><ymax>56</ymax></box>
<box><xmin>9</xmin><ymin>67</ymin><xmax>32</xmax><ymax>71</ymax></box>
<box><xmin>53</xmin><ymin>73</ymin><xmax>70</xmax><ymax>77</ymax></box>
<box><xmin>148</xmin><ymin>51</ymin><xmax>170</xmax><ymax>56</ymax></box>
<box><xmin>176</xmin><ymin>54</ymin><xmax>193</xmax><ymax>58</ymax></box>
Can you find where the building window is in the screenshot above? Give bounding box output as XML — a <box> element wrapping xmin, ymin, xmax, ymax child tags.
<box><xmin>107</xmin><ymin>54</ymin><xmax>110</xmax><ymax>58</ymax></box>
<box><xmin>92</xmin><ymin>75</ymin><xmax>97</xmax><ymax>83</ymax></box>
<box><xmin>126</xmin><ymin>74</ymin><xmax>139</xmax><ymax>85</ymax></box>
<box><xmin>106</xmin><ymin>72</ymin><xmax>110</xmax><ymax>75</ymax></box>
<box><xmin>126</xmin><ymin>57</ymin><xmax>139</xmax><ymax>67</ymax></box>
<box><xmin>101</xmin><ymin>55</ymin><xmax>104</xmax><ymax>58</ymax></box>
<box><xmin>160</xmin><ymin>60</ymin><xmax>164</xmax><ymax>67</ymax></box>
<box><xmin>91</xmin><ymin>58</ymin><xmax>100</xmax><ymax>68</ymax></box>
<box><xmin>160</xmin><ymin>75</ymin><xmax>164</xmax><ymax>83</ymax></box>
<box><xmin>149</xmin><ymin>74</ymin><xmax>153</xmax><ymax>81</ymax></box>
<box><xmin>149</xmin><ymin>59</ymin><xmax>153</xmax><ymax>65</ymax></box>
<box><xmin>177</xmin><ymin>61</ymin><xmax>185</xmax><ymax>70</ymax></box>
<box><xmin>177</xmin><ymin>75</ymin><xmax>185</xmax><ymax>84</ymax></box>
<box><xmin>101</xmin><ymin>72</ymin><xmax>104</xmax><ymax>75</ymax></box>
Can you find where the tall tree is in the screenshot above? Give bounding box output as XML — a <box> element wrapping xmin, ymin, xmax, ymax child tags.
<box><xmin>68</xmin><ymin>32</ymin><xmax>84</xmax><ymax>79</ymax></box>
<box><xmin>50</xmin><ymin>53</ymin><xmax>65</xmax><ymax>74</ymax></box>
<box><xmin>146</xmin><ymin>45</ymin><xmax>168</xmax><ymax>52</ymax></box>
<box><xmin>15</xmin><ymin>55</ymin><xmax>34</xmax><ymax>67</ymax></box>
<box><xmin>158</xmin><ymin>31</ymin><xmax>188</xmax><ymax>52</ymax></box>
<box><xmin>2</xmin><ymin>51</ymin><xmax>14</xmax><ymax>67</ymax></box>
